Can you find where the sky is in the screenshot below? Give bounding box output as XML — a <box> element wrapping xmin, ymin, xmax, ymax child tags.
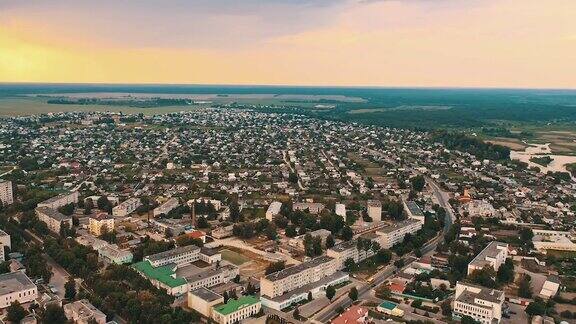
<box><xmin>0</xmin><ymin>0</ymin><xmax>575</xmax><ymax>88</ymax></box>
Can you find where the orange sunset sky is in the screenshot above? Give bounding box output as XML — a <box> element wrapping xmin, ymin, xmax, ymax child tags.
<box><xmin>1</xmin><ymin>0</ymin><xmax>575</xmax><ymax>88</ymax></box>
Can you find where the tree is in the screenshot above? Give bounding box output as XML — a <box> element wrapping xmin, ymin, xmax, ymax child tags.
<box><xmin>348</xmin><ymin>287</ymin><xmax>358</xmax><ymax>301</ymax></box>
<box><xmin>518</xmin><ymin>275</ymin><xmax>533</xmax><ymax>298</ymax></box>
<box><xmin>197</xmin><ymin>216</ymin><xmax>209</xmax><ymax>228</ymax></box>
<box><xmin>285</xmin><ymin>225</ymin><xmax>297</xmax><ymax>238</ymax></box>
<box><xmin>519</xmin><ymin>228</ymin><xmax>534</xmax><ymax>243</ymax></box>
<box><xmin>41</xmin><ymin>304</ymin><xmax>67</xmax><ymax>324</ymax></box>
<box><xmin>326</xmin><ymin>285</ymin><xmax>336</xmax><ymax>300</ymax></box>
<box><xmin>341</xmin><ymin>226</ymin><xmax>353</xmax><ymax>241</ymax></box>
<box><xmin>496</xmin><ymin>258</ymin><xmax>514</xmax><ymax>285</ymax></box>
<box><xmin>525</xmin><ymin>298</ymin><xmax>546</xmax><ymax>316</ymax></box>
<box><xmin>6</xmin><ymin>301</ymin><xmax>27</xmax><ymax>323</ymax></box>
<box><xmin>461</xmin><ymin>315</ymin><xmax>480</xmax><ymax>324</ymax></box>
<box><xmin>410</xmin><ymin>175</ymin><xmax>426</xmax><ymax>192</ymax></box>
<box><xmin>308</xmin><ymin>291</ymin><xmax>313</xmax><ymax>301</ymax></box>
<box><xmin>293</xmin><ymin>307</ymin><xmax>300</xmax><ymax>319</ymax></box>
<box><xmin>441</xmin><ymin>300</ymin><xmax>452</xmax><ymax>316</ymax></box>
<box><xmin>265</xmin><ymin>261</ymin><xmax>286</xmax><ymax>275</ymax></box>
<box><xmin>468</xmin><ymin>266</ymin><xmax>496</xmax><ymax>288</ymax></box>
<box><xmin>65</xmin><ymin>277</ymin><xmax>77</xmax><ymax>300</ymax></box>
<box><xmin>377</xmin><ymin>249</ymin><xmax>392</xmax><ymax>264</ymax></box>
<box><xmin>326</xmin><ymin>234</ymin><xmax>335</xmax><ymax>248</ymax></box>
<box><xmin>344</xmin><ymin>258</ymin><xmax>357</xmax><ymax>272</ymax></box>
<box><xmin>223</xmin><ymin>291</ymin><xmax>229</xmax><ymax>303</ymax></box>
<box><xmin>394</xmin><ymin>259</ymin><xmax>405</xmax><ymax>268</ymax></box>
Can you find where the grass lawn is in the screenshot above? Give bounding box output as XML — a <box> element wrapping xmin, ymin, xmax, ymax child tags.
<box><xmin>220</xmin><ymin>249</ymin><xmax>250</xmax><ymax>265</ymax></box>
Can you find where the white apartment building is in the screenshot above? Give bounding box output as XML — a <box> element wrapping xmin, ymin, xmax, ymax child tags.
<box><xmin>153</xmin><ymin>198</ymin><xmax>179</xmax><ymax>217</ymax></box>
<box><xmin>0</xmin><ymin>230</ymin><xmax>11</xmax><ymax>262</ymax></box>
<box><xmin>112</xmin><ymin>197</ymin><xmax>142</xmax><ymax>217</ymax></box>
<box><xmin>37</xmin><ymin>191</ymin><xmax>79</xmax><ymax>209</ymax></box>
<box><xmin>63</xmin><ymin>299</ymin><xmax>107</xmax><ymax>324</ymax></box>
<box><xmin>327</xmin><ymin>234</ymin><xmax>380</xmax><ymax>270</ymax></box>
<box><xmin>266</xmin><ymin>201</ymin><xmax>282</xmax><ymax>221</ymax></box>
<box><xmin>260</xmin><ymin>255</ymin><xmax>338</xmax><ymax>300</ymax></box>
<box><xmin>0</xmin><ymin>180</ymin><xmax>13</xmax><ymax>206</ymax></box>
<box><xmin>367</xmin><ymin>200</ymin><xmax>382</xmax><ymax>222</ymax></box>
<box><xmin>376</xmin><ymin>219</ymin><xmax>422</xmax><ymax>249</ymax></box>
<box><xmin>145</xmin><ymin>245</ymin><xmax>220</xmax><ymax>268</ymax></box>
<box><xmin>453</xmin><ymin>282</ymin><xmax>504</xmax><ymax>324</ymax></box>
<box><xmin>288</xmin><ymin>229</ymin><xmax>332</xmax><ymax>251</ymax></box>
<box><xmin>0</xmin><ymin>272</ymin><xmax>38</xmax><ymax>308</ymax></box>
<box><xmin>35</xmin><ymin>206</ymin><xmax>73</xmax><ymax>234</ymax></box>
<box><xmin>467</xmin><ymin>241</ymin><xmax>509</xmax><ymax>275</ymax></box>
<box><xmin>211</xmin><ymin>296</ymin><xmax>261</xmax><ymax>324</ymax></box>
<box><xmin>532</xmin><ymin>229</ymin><xmax>576</xmax><ymax>253</ymax></box>
<box><xmin>186</xmin><ymin>265</ymin><xmax>239</xmax><ymax>292</ymax></box>
<box><xmin>89</xmin><ymin>213</ymin><xmax>115</xmax><ymax>236</ymax></box>
<box><xmin>335</xmin><ymin>203</ymin><xmax>346</xmax><ymax>218</ymax></box>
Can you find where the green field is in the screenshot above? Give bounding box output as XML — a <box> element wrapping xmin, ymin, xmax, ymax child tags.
<box><xmin>220</xmin><ymin>249</ymin><xmax>250</xmax><ymax>265</ymax></box>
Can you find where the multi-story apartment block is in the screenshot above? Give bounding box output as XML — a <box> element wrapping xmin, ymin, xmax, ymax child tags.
<box><xmin>0</xmin><ymin>230</ymin><xmax>11</xmax><ymax>262</ymax></box>
<box><xmin>186</xmin><ymin>265</ymin><xmax>239</xmax><ymax>292</ymax></box>
<box><xmin>376</xmin><ymin>218</ymin><xmax>422</xmax><ymax>249</ymax></box>
<box><xmin>260</xmin><ymin>255</ymin><xmax>349</xmax><ymax>310</ymax></box>
<box><xmin>211</xmin><ymin>296</ymin><xmax>261</xmax><ymax>324</ymax></box>
<box><xmin>0</xmin><ymin>272</ymin><xmax>38</xmax><ymax>308</ymax></box>
<box><xmin>453</xmin><ymin>282</ymin><xmax>504</xmax><ymax>324</ymax></box>
<box><xmin>63</xmin><ymin>299</ymin><xmax>107</xmax><ymax>324</ymax></box>
<box><xmin>293</xmin><ymin>202</ymin><xmax>325</xmax><ymax>214</ymax></box>
<box><xmin>265</xmin><ymin>201</ymin><xmax>282</xmax><ymax>221</ymax></box>
<box><xmin>0</xmin><ymin>180</ymin><xmax>13</xmax><ymax>206</ymax></box>
<box><xmin>112</xmin><ymin>197</ymin><xmax>142</xmax><ymax>217</ymax></box>
<box><xmin>37</xmin><ymin>191</ymin><xmax>79</xmax><ymax>209</ymax></box>
<box><xmin>89</xmin><ymin>213</ymin><xmax>115</xmax><ymax>236</ymax></box>
<box><xmin>35</xmin><ymin>206</ymin><xmax>73</xmax><ymax>234</ymax></box>
<box><xmin>367</xmin><ymin>200</ymin><xmax>382</xmax><ymax>222</ymax></box>
<box><xmin>153</xmin><ymin>198</ymin><xmax>179</xmax><ymax>217</ymax></box>
<box><xmin>327</xmin><ymin>234</ymin><xmax>380</xmax><ymax>270</ymax></box>
<box><xmin>467</xmin><ymin>241</ymin><xmax>509</xmax><ymax>275</ymax></box>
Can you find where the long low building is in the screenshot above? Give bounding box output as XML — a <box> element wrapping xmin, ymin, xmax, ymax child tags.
<box><xmin>145</xmin><ymin>245</ymin><xmax>221</xmax><ymax>268</ymax></box>
<box><xmin>35</xmin><ymin>206</ymin><xmax>73</xmax><ymax>234</ymax></box>
<box><xmin>153</xmin><ymin>198</ymin><xmax>180</xmax><ymax>217</ymax></box>
<box><xmin>0</xmin><ymin>272</ymin><xmax>38</xmax><ymax>308</ymax></box>
<box><xmin>37</xmin><ymin>191</ymin><xmax>79</xmax><ymax>209</ymax></box>
<box><xmin>453</xmin><ymin>282</ymin><xmax>504</xmax><ymax>324</ymax></box>
<box><xmin>376</xmin><ymin>218</ymin><xmax>422</xmax><ymax>249</ymax></box>
<box><xmin>467</xmin><ymin>241</ymin><xmax>509</xmax><ymax>275</ymax></box>
<box><xmin>327</xmin><ymin>234</ymin><xmax>380</xmax><ymax>270</ymax></box>
<box><xmin>63</xmin><ymin>299</ymin><xmax>107</xmax><ymax>324</ymax></box>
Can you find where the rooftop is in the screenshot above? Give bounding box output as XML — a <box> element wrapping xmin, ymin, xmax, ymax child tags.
<box><xmin>189</xmin><ymin>287</ymin><xmax>223</xmax><ymax>302</ymax></box>
<box><xmin>132</xmin><ymin>260</ymin><xmax>186</xmax><ymax>288</ymax></box>
<box><xmin>469</xmin><ymin>241</ymin><xmax>508</xmax><ymax>269</ymax></box>
<box><xmin>332</xmin><ymin>305</ymin><xmax>368</xmax><ymax>324</ymax></box>
<box><xmin>377</xmin><ymin>218</ymin><xmax>421</xmax><ymax>234</ymax></box>
<box><xmin>145</xmin><ymin>245</ymin><xmax>200</xmax><ymax>263</ymax></box>
<box><xmin>264</xmin><ymin>255</ymin><xmax>334</xmax><ymax>282</ymax></box>
<box><xmin>35</xmin><ymin>206</ymin><xmax>72</xmax><ymax>222</ymax></box>
<box><xmin>212</xmin><ymin>295</ymin><xmax>260</xmax><ymax>316</ymax></box>
<box><xmin>0</xmin><ymin>272</ymin><xmax>36</xmax><ymax>295</ymax></box>
<box><xmin>406</xmin><ymin>201</ymin><xmax>424</xmax><ymax>217</ymax></box>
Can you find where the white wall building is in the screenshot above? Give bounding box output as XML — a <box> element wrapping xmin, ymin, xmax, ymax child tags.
<box><xmin>0</xmin><ymin>272</ymin><xmax>38</xmax><ymax>308</ymax></box>
<box><xmin>211</xmin><ymin>296</ymin><xmax>261</xmax><ymax>324</ymax></box>
<box><xmin>453</xmin><ymin>282</ymin><xmax>504</xmax><ymax>324</ymax></box>
<box><xmin>188</xmin><ymin>288</ymin><xmax>224</xmax><ymax>318</ymax></box>
<box><xmin>376</xmin><ymin>219</ymin><xmax>422</xmax><ymax>249</ymax></box>
<box><xmin>0</xmin><ymin>230</ymin><xmax>11</xmax><ymax>262</ymax></box>
<box><xmin>266</xmin><ymin>201</ymin><xmax>282</xmax><ymax>221</ymax></box>
<box><xmin>98</xmin><ymin>245</ymin><xmax>133</xmax><ymax>264</ymax></box>
<box><xmin>63</xmin><ymin>299</ymin><xmax>107</xmax><ymax>324</ymax></box>
<box><xmin>367</xmin><ymin>200</ymin><xmax>382</xmax><ymax>222</ymax></box>
<box><xmin>112</xmin><ymin>197</ymin><xmax>142</xmax><ymax>217</ymax></box>
<box><xmin>0</xmin><ymin>180</ymin><xmax>13</xmax><ymax>206</ymax></box>
<box><xmin>467</xmin><ymin>241</ymin><xmax>509</xmax><ymax>275</ymax></box>
<box><xmin>35</xmin><ymin>206</ymin><xmax>73</xmax><ymax>234</ymax></box>
<box><xmin>153</xmin><ymin>198</ymin><xmax>179</xmax><ymax>217</ymax></box>
<box><xmin>37</xmin><ymin>191</ymin><xmax>79</xmax><ymax>209</ymax></box>
<box><xmin>144</xmin><ymin>245</ymin><xmax>221</xmax><ymax>268</ymax></box>
<box><xmin>335</xmin><ymin>203</ymin><xmax>346</xmax><ymax>218</ymax></box>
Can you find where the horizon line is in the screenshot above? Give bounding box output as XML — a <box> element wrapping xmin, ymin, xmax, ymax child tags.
<box><xmin>0</xmin><ymin>81</ymin><xmax>575</xmax><ymax>92</ymax></box>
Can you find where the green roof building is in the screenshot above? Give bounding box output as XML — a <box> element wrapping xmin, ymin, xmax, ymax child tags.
<box><xmin>132</xmin><ymin>260</ymin><xmax>188</xmax><ymax>295</ymax></box>
<box><xmin>212</xmin><ymin>295</ymin><xmax>261</xmax><ymax>324</ymax></box>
